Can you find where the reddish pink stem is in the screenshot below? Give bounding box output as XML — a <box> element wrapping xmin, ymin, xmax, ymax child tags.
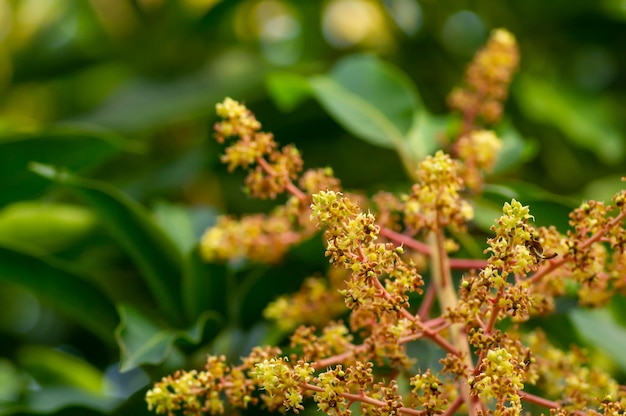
<box><xmin>518</xmin><ymin>391</ymin><xmax>559</xmax><ymax>408</ymax></box>
<box><xmin>256</xmin><ymin>156</ymin><xmax>308</xmax><ymax>203</ymax></box>
<box><xmin>380</xmin><ymin>227</ymin><xmax>488</xmax><ymax>270</ymax></box>
<box><xmin>529</xmin><ymin>210</ymin><xmax>626</xmax><ymax>284</ymax></box>
<box><xmin>300</xmin><ymin>382</ymin><xmax>426</xmax><ymax>415</ymax></box>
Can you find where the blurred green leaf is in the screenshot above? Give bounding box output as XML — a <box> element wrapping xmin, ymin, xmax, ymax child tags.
<box><xmin>10</xmin><ymin>386</ymin><xmax>121</xmax><ymax>414</ymax></box>
<box><xmin>31</xmin><ymin>163</ymin><xmax>185</xmax><ymax>325</ymax></box>
<box><xmin>17</xmin><ymin>345</ymin><xmax>108</xmax><ymax>393</ymax></box>
<box><xmin>0</xmin><ymin>202</ymin><xmax>97</xmax><ymax>253</ymax></box>
<box><xmin>0</xmin><ymin>127</ymin><xmax>133</xmax><ymax>206</ymax></box>
<box><xmin>514</xmin><ymin>75</ymin><xmax>625</xmax><ymax>164</ymax></box>
<box><xmin>405</xmin><ymin>110</ymin><xmax>447</xmax><ymax>162</ymax></box>
<box><xmin>110</xmin><ymin>384</ymin><xmax>153</xmax><ymax>416</ymax></box>
<box><xmin>524</xmin><ymin>199</ymin><xmax>576</xmax><ymax>230</ymax></box>
<box><xmin>238</xmin><ymin>265</ymin><xmax>306</xmax><ymax>330</ymax></box>
<box><xmin>471</xmin><ymin>197</ymin><xmax>504</xmax><ymax>232</ymax></box>
<box><xmin>581</xmin><ymin>174</ymin><xmax>625</xmax><ymax>202</ymax></box>
<box><xmin>473</xmin><ymin>182</ymin><xmax>577</xmax><ymax>232</ymax></box>
<box><xmin>308</xmin><ymin>54</ymin><xmax>421</xmax><ymax>167</ymax></box>
<box><xmin>569</xmin><ymin>308</ymin><xmax>626</xmax><ymax>372</ymax></box>
<box><xmin>0</xmin><ymin>359</ymin><xmax>25</xmax><ymax>403</ymax></box>
<box><xmin>265</xmin><ymin>72</ymin><xmax>311</xmax><ymax>112</ymax></box>
<box><xmin>69</xmin><ymin>52</ymin><xmax>266</xmax><ymax>132</ymax></box>
<box><xmin>152</xmin><ymin>201</ymin><xmax>197</xmax><ymax>255</ymax></box>
<box><xmin>123</xmin><ymin>148</ymin><xmax>208</xmax><ymax>202</ymax></box>
<box><xmin>492</xmin><ymin>121</ymin><xmax>539</xmax><ymax>174</ymax></box>
<box><xmin>115</xmin><ymin>305</ymin><xmax>221</xmax><ymax>373</ymax></box>
<box><xmin>0</xmin><ymin>242</ymin><xmax>118</xmax><ymax>341</ymax></box>
<box><xmin>182</xmin><ymin>246</ymin><xmax>228</xmax><ymax>323</ymax></box>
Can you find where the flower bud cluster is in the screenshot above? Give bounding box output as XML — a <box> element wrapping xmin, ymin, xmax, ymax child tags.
<box><xmin>526</xmin><ymin>330</ymin><xmax>625</xmax><ymax>413</ymax></box>
<box><xmin>310</xmin><ymin>190</ymin><xmax>424</xmax><ymax>317</ymax></box>
<box><xmin>215</xmin><ymin>97</ymin><xmax>262</xmax><ymax>142</ymax></box>
<box><xmin>314</xmin><ymin>365</ymin><xmax>351</xmax><ymax>415</ymax></box>
<box><xmin>214</xmin><ymin>97</ymin><xmax>305</xmax><ymax>198</ymax></box>
<box><xmin>562</xmin><ymin>197</ymin><xmax>626</xmax><ymax>306</ymax></box>
<box><xmin>200</xmin><ymin>99</ymin><xmax>345</xmax><ymax>265</ymax></box>
<box><xmin>410</xmin><ymin>369</ymin><xmax>449</xmax><ymax>413</ymax></box>
<box><xmin>486</xmin><ymin>199</ymin><xmax>537</xmax><ymax>275</ymax></box>
<box><xmin>403</xmin><ymin>150</ymin><xmax>474</xmax><ymax>232</ymax></box>
<box><xmin>250</xmin><ymin>357</ymin><xmax>315</xmax><ymax>413</ymax></box>
<box><xmin>448</xmin><ymin>28</ymin><xmax>520</xmax><ymax>124</ymax></box>
<box><xmin>471</xmin><ymin>348</ymin><xmax>524</xmax><ymax>415</ymax></box>
<box><xmin>523</xmin><ymin>193</ymin><xmax>626</xmax><ymax>309</ymax></box>
<box><xmin>200</xmin><ymin>210</ymin><xmax>301</xmax><ymax>263</ymax></box>
<box><xmin>456</xmin><ymin>129</ymin><xmax>503</xmax><ymax>191</ymax></box>
<box><xmin>263</xmin><ymin>269</ymin><xmax>348</xmax><ymax>331</ymax></box>
<box><xmin>290</xmin><ymin>322</ymin><xmax>354</xmax><ymax>363</ymax></box>
<box><xmin>450</xmin><ymin>199</ymin><xmax>537</xmax><ymax>326</ymax></box>
<box><xmin>146</xmin><ymin>354</ymin><xmax>257</xmax><ymax>415</ymax></box>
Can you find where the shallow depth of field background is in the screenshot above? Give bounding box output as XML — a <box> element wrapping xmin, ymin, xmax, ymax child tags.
<box><xmin>1</xmin><ymin>1</ymin><xmax>625</xmax><ymax>415</ymax></box>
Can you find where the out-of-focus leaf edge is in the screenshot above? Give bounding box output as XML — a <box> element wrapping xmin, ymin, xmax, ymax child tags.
<box><xmin>0</xmin><ymin>242</ymin><xmax>118</xmax><ymax>342</ymax></box>
<box><xmin>29</xmin><ymin>163</ymin><xmax>185</xmax><ymax>325</ymax></box>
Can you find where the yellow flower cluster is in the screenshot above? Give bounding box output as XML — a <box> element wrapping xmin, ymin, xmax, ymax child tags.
<box><xmin>404</xmin><ymin>150</ymin><xmax>474</xmax><ymax>232</ymax></box>
<box><xmin>200</xmin><ymin>210</ymin><xmax>301</xmax><ymax>263</ymax></box>
<box><xmin>410</xmin><ymin>369</ymin><xmax>447</xmax><ymax>410</ymax></box>
<box><xmin>527</xmin><ymin>330</ymin><xmax>624</xmax><ymax>412</ymax></box>
<box><xmin>471</xmin><ymin>348</ymin><xmax>525</xmax><ymax>415</ymax></box>
<box><xmin>263</xmin><ymin>270</ymin><xmax>348</xmax><ymax>331</ymax></box>
<box><xmin>199</xmin><ymin>98</ymin><xmax>344</xmax><ymax>264</ymax></box>
<box><xmin>456</xmin><ymin>129</ymin><xmax>503</xmax><ymax>191</ymax></box>
<box><xmin>310</xmin><ymin>190</ymin><xmax>424</xmax><ymax>318</ymax></box>
<box><xmin>448</xmin><ymin>28</ymin><xmax>520</xmax><ymax>124</ymax></box>
<box><xmin>250</xmin><ymin>357</ymin><xmax>315</xmax><ymax>413</ymax></box>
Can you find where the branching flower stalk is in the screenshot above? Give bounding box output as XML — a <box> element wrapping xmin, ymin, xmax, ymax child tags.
<box><xmin>146</xmin><ymin>29</ymin><xmax>626</xmax><ymax>416</ymax></box>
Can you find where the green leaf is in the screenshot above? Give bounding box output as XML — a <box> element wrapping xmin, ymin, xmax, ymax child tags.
<box><xmin>514</xmin><ymin>74</ymin><xmax>625</xmax><ymax>164</ymax></box>
<box><xmin>0</xmin><ymin>127</ymin><xmax>135</xmax><ymax>206</ymax></box>
<box><xmin>569</xmin><ymin>308</ymin><xmax>626</xmax><ymax>372</ymax></box>
<box><xmin>405</xmin><ymin>110</ymin><xmax>447</xmax><ymax>162</ymax></box>
<box><xmin>0</xmin><ymin>202</ymin><xmax>97</xmax><ymax>253</ymax></box>
<box><xmin>0</xmin><ymin>242</ymin><xmax>118</xmax><ymax>341</ymax></box>
<box><xmin>308</xmin><ymin>55</ymin><xmax>421</xmax><ymax>162</ymax></box>
<box><xmin>474</xmin><ymin>182</ymin><xmax>577</xmax><ymax>231</ymax></box>
<box><xmin>11</xmin><ymin>386</ymin><xmax>121</xmax><ymax>414</ymax></box>
<box><xmin>31</xmin><ymin>163</ymin><xmax>185</xmax><ymax>324</ymax></box>
<box><xmin>69</xmin><ymin>53</ymin><xmax>266</xmax><ymax>132</ymax></box>
<box><xmin>152</xmin><ymin>201</ymin><xmax>197</xmax><ymax>255</ymax></box>
<box><xmin>182</xmin><ymin>245</ymin><xmax>228</xmax><ymax>323</ymax></box>
<box><xmin>238</xmin><ymin>263</ymin><xmax>307</xmax><ymax>330</ymax></box>
<box><xmin>0</xmin><ymin>359</ymin><xmax>25</xmax><ymax>403</ymax></box>
<box><xmin>116</xmin><ymin>304</ymin><xmax>221</xmax><ymax>372</ymax></box>
<box><xmin>471</xmin><ymin>197</ymin><xmax>505</xmax><ymax>232</ymax></box>
<box><xmin>17</xmin><ymin>345</ymin><xmax>108</xmax><ymax>393</ymax></box>
<box><xmin>265</xmin><ymin>71</ymin><xmax>311</xmax><ymax>112</ymax></box>
<box><xmin>581</xmin><ymin>174</ymin><xmax>626</xmax><ymax>202</ymax></box>
<box><xmin>492</xmin><ymin>122</ymin><xmax>539</xmax><ymax>174</ymax></box>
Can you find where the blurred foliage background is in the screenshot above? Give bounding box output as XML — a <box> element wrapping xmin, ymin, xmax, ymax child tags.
<box><xmin>1</xmin><ymin>0</ymin><xmax>625</xmax><ymax>415</ymax></box>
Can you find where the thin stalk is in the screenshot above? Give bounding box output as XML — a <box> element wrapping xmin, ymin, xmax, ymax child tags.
<box><xmin>427</xmin><ymin>229</ymin><xmax>481</xmax><ymax>416</ymax></box>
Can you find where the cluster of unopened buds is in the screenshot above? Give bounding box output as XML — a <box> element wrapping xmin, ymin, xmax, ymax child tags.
<box><xmin>146</xmin><ymin>29</ymin><xmax>626</xmax><ymax>416</ymax></box>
